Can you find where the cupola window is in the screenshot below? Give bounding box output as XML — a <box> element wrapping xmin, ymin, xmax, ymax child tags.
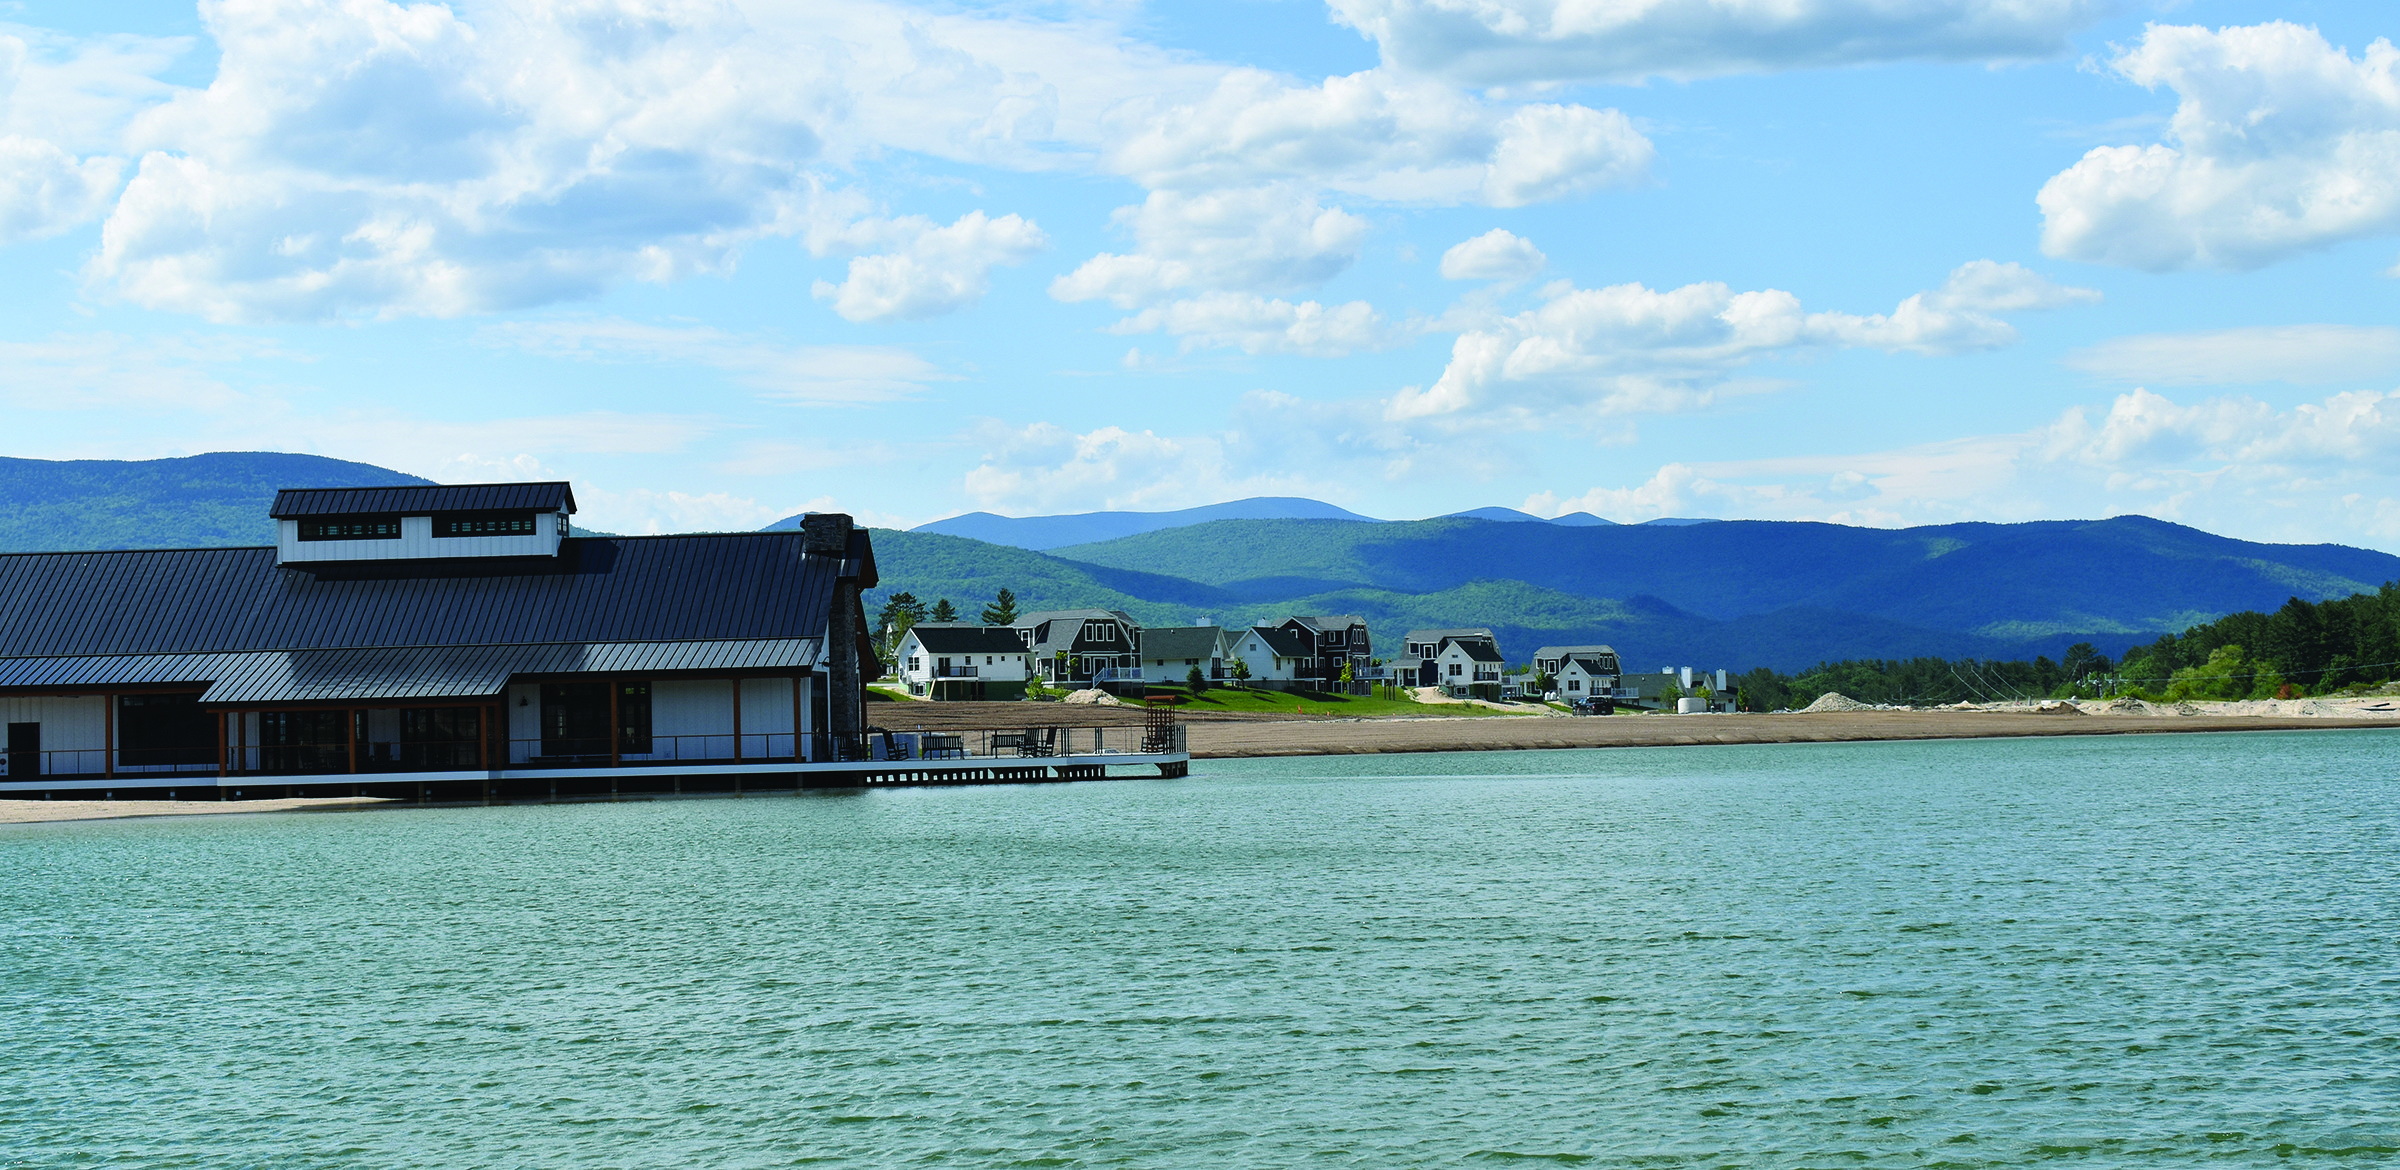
<box><xmin>297</xmin><ymin>516</ymin><xmax>401</xmax><ymax>541</ymax></box>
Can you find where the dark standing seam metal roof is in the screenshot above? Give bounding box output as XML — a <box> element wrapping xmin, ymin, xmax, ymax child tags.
<box><xmin>1245</xmin><ymin>626</ymin><xmax>1313</xmax><ymax>657</ymax></box>
<box><xmin>0</xmin><ymin>534</ymin><xmax>832</xmax><ymax>658</ymax></box>
<box><xmin>269</xmin><ymin>482</ymin><xmax>577</xmax><ymax>518</ymax></box>
<box><xmin>906</xmin><ymin>624</ymin><xmax>1030</xmax><ymax>655</ymax></box>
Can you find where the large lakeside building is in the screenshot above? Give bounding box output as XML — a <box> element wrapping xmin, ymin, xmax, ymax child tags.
<box><xmin>0</xmin><ymin>482</ymin><xmax>891</xmax><ymax>797</ymax></box>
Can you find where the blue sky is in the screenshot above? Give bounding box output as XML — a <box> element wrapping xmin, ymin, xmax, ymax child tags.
<box><xmin>4</xmin><ymin>0</ymin><xmax>2399</xmax><ymax>550</ymax></box>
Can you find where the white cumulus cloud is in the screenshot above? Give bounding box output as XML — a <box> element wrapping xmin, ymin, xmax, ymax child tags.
<box><xmin>1531</xmin><ymin>386</ymin><xmax>2400</xmax><ymax>546</ymax></box>
<box><xmin>811</xmin><ymin>210</ymin><xmax>1047</xmax><ymax>322</ymax></box>
<box><xmin>0</xmin><ymin>134</ymin><xmax>121</xmax><ymax>242</ymax></box>
<box><xmin>2039</xmin><ymin>22</ymin><xmax>2400</xmax><ymax>271</ymax></box>
<box><xmin>1102</xmin><ymin>67</ymin><xmax>1651</xmax><ymax>205</ymax></box>
<box><xmin>1050</xmin><ymin>186</ymin><xmax>1370</xmax><ymax>307</ymax></box>
<box><xmin>1326</xmin><ymin>0</ymin><xmax>2108</xmax><ymax>85</ymax></box>
<box><xmin>1392</xmin><ymin>261</ymin><xmax>2095</xmax><ymax>425</ymax></box>
<box><xmin>1440</xmin><ymin>228</ymin><xmax>1546</xmax><ymax>281</ymax></box>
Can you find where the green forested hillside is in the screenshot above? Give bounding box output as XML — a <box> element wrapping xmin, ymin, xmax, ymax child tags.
<box><xmin>0</xmin><ymin>452</ymin><xmax>433</xmax><ymax>552</ymax></box>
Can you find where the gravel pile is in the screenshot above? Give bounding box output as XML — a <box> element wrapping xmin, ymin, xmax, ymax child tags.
<box><xmin>1800</xmin><ymin>692</ymin><xmax>1872</xmax><ymax>713</ymax></box>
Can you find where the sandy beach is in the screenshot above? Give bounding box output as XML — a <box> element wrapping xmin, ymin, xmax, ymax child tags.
<box><xmin>0</xmin><ymin>796</ymin><xmax>396</xmax><ymax>827</ymax></box>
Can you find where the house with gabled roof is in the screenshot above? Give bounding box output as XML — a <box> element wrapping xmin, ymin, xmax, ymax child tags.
<box><xmin>1228</xmin><ymin>625</ymin><xmax>1314</xmax><ymax>690</ymax></box>
<box><xmin>1272</xmin><ymin>615</ymin><xmax>1373</xmax><ymax>692</ymax></box>
<box><xmin>1014</xmin><ymin>609</ymin><xmax>1144</xmax><ymax>693</ymax></box>
<box><xmin>1141</xmin><ymin>626</ymin><xmax>1233</xmax><ymax>687</ymax></box>
<box><xmin>1393</xmin><ymin>627</ymin><xmax>1499</xmax><ymax>689</ymax></box>
<box><xmin>894</xmin><ymin>623</ymin><xmax>1033</xmax><ymax>701</ymax></box>
<box><xmin>1434</xmin><ymin>636</ymin><xmax>1508</xmax><ymax>700</ymax></box>
<box><xmin>1551</xmin><ymin>651</ymin><xmax>1624</xmax><ymax>707</ymax></box>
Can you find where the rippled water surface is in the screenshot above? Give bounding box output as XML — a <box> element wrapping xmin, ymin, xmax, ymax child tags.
<box><xmin>6</xmin><ymin>731</ymin><xmax>2399</xmax><ymax>1166</ymax></box>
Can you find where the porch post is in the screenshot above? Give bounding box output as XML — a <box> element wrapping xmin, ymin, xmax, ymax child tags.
<box><xmin>792</xmin><ymin>672</ymin><xmax>805</xmax><ymax>762</ymax></box>
<box><xmin>103</xmin><ymin>692</ymin><xmax>115</xmax><ymax>779</ymax></box>
<box><xmin>732</xmin><ymin>678</ymin><xmax>744</xmax><ymax>762</ymax></box>
<box><xmin>347</xmin><ymin>708</ymin><xmax>358</xmax><ymax>774</ymax></box>
<box><xmin>609</xmin><ymin>679</ymin><xmax>621</xmax><ymax>768</ymax></box>
<box><xmin>479</xmin><ymin>703</ymin><xmax>491</xmax><ymax>770</ymax></box>
<box><xmin>216</xmin><ymin>712</ymin><xmax>228</xmax><ymax>779</ymax></box>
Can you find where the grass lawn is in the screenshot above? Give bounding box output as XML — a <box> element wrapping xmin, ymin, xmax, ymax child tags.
<box><xmin>1146</xmin><ymin>684</ymin><xmax>1539</xmax><ymax>717</ymax></box>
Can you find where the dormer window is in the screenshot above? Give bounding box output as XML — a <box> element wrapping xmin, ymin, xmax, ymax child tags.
<box><xmin>297</xmin><ymin>516</ymin><xmax>400</xmax><ymax>541</ymax></box>
<box><xmin>436</xmin><ymin>511</ymin><xmax>539</xmax><ymax>538</ymax></box>
<box><xmin>1083</xmin><ymin>621</ymin><xmax>1115</xmax><ymax>642</ymax></box>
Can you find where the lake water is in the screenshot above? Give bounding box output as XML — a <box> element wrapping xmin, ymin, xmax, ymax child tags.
<box><xmin>4</xmin><ymin>730</ymin><xmax>2397</xmax><ymax>1166</ymax></box>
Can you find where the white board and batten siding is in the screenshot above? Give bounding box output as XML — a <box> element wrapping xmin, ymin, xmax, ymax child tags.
<box><xmin>0</xmin><ymin>695</ymin><xmax>108</xmax><ymax>773</ymax></box>
<box><xmin>276</xmin><ymin>514</ymin><xmax>567</xmax><ymax>564</ymax></box>
<box><xmin>505</xmin><ymin>677</ymin><xmax>811</xmax><ymax>764</ymax></box>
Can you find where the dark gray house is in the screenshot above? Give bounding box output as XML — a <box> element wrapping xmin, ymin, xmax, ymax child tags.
<box><xmin>1014</xmin><ymin>609</ymin><xmax>1144</xmax><ymax>693</ymax></box>
<box><xmin>0</xmin><ymin>482</ymin><xmax>881</xmax><ymax>798</ymax></box>
<box><xmin>1272</xmin><ymin>615</ymin><xmax>1373</xmax><ymax>691</ymax></box>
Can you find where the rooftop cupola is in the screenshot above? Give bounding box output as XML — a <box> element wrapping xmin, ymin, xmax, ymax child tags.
<box><xmin>269</xmin><ymin>482</ymin><xmax>577</xmax><ymax>565</ymax></box>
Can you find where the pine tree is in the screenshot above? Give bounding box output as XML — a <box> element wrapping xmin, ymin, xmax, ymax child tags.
<box><xmin>930</xmin><ymin>598</ymin><xmax>957</xmax><ymax>623</ymax></box>
<box><xmin>878</xmin><ymin>592</ymin><xmax>927</xmax><ymax>638</ymax></box>
<box><xmin>981</xmin><ymin>587</ymin><xmax>1019</xmax><ymax>626</ymax></box>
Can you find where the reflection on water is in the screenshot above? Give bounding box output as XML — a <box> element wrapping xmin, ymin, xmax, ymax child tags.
<box><xmin>3</xmin><ymin>731</ymin><xmax>2397</xmax><ymax>1166</ymax></box>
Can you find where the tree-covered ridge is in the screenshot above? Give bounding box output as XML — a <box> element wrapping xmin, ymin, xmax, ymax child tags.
<box><xmin>1731</xmin><ymin>582</ymin><xmax>2400</xmax><ymax>710</ymax></box>
<box><xmin>0</xmin><ymin>452</ymin><xmax>434</xmax><ymax>552</ymax></box>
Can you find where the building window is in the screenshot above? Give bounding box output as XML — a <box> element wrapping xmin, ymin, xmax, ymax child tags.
<box><xmin>1449</xmin><ymin>663</ymin><xmax>1463</xmax><ymax>676</ymax></box>
<box><xmin>1567</xmin><ymin>680</ymin><xmax>1582</xmax><ymax>691</ymax></box>
<box><xmin>401</xmin><ymin>707</ymin><xmax>483</xmax><ymax>769</ymax></box>
<box><xmin>118</xmin><ymin>693</ymin><xmax>213</xmax><ymax>766</ymax></box>
<box><xmin>1327</xmin><ymin>629</ymin><xmax>1345</xmax><ymax>645</ymax></box>
<box><xmin>434</xmin><ymin>511</ymin><xmax>539</xmax><ymax>538</ymax></box>
<box><xmin>539</xmin><ymin>682</ymin><xmax>647</xmax><ymax>757</ymax></box>
<box><xmin>1083</xmin><ymin>621</ymin><xmax>1116</xmax><ymax>643</ymax></box>
<box><xmin>296</xmin><ymin>515</ymin><xmax>401</xmax><ymax>541</ymax></box>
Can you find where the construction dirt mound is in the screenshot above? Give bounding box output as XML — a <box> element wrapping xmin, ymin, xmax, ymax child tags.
<box><xmin>1800</xmin><ymin>692</ymin><xmax>1872</xmax><ymax>713</ymax></box>
<box><xmin>1061</xmin><ymin>689</ymin><xmax>1125</xmax><ymax>706</ymax></box>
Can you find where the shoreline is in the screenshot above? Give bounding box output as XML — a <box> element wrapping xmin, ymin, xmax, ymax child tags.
<box><xmin>5</xmin><ymin>710</ymin><xmax>2392</xmax><ymax>827</ymax></box>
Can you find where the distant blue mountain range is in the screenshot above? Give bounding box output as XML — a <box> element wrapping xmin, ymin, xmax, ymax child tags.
<box><xmin>786</xmin><ymin>496</ymin><xmax>1709</xmax><ymax>551</ymax></box>
<box><xmin>858</xmin><ymin>496</ymin><xmax>1381</xmax><ymax>550</ymax></box>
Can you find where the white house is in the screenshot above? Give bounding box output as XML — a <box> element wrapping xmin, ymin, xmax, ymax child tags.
<box><xmin>894</xmin><ymin>623</ymin><xmax>1033</xmax><ymax>701</ymax></box>
<box><xmin>1552</xmin><ymin>654</ymin><xmax>1624</xmax><ymax>706</ymax></box>
<box><xmin>1228</xmin><ymin>625</ymin><xmax>1313</xmax><ymax>689</ymax></box>
<box><xmin>1434</xmin><ymin>637</ymin><xmax>1507</xmax><ymax>700</ymax></box>
<box><xmin>1142</xmin><ymin>626</ymin><xmax>1233</xmax><ymax>686</ymax></box>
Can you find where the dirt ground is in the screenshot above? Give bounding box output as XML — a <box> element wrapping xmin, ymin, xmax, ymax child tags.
<box><xmin>1181</xmin><ymin>709</ymin><xmax>2400</xmax><ymax>757</ymax></box>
